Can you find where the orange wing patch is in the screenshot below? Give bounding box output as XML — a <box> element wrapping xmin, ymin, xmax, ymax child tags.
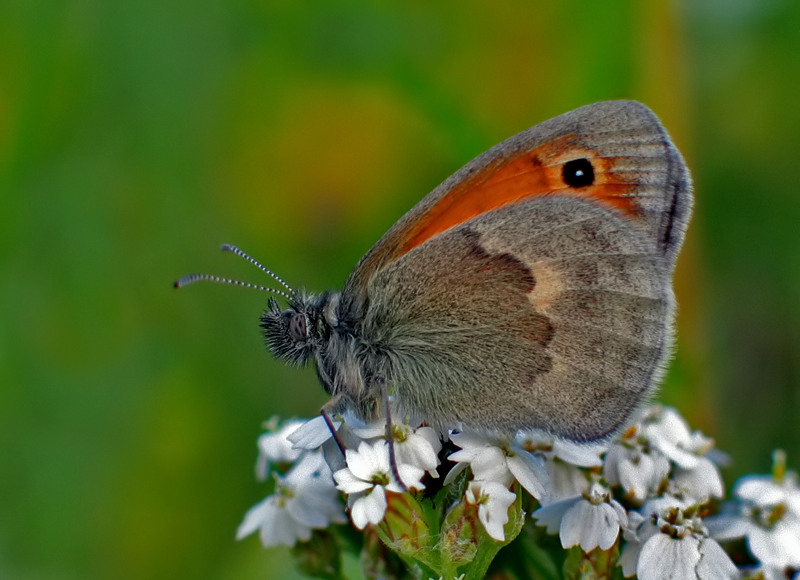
<box><xmin>397</xmin><ymin>135</ymin><xmax>641</xmax><ymax>256</ymax></box>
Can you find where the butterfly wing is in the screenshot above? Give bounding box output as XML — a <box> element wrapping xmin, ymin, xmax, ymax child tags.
<box><xmin>337</xmin><ymin>101</ymin><xmax>692</xmax><ymax>441</ymax></box>
<box><xmin>357</xmin><ymin>195</ymin><xmax>671</xmax><ymax>440</ymax></box>
<box><xmin>343</xmin><ymin>100</ymin><xmax>691</xmax><ymax>303</ymax></box>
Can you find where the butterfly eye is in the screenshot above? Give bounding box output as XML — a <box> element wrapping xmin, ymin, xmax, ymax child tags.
<box><xmin>562</xmin><ymin>158</ymin><xmax>595</xmax><ymax>188</ymax></box>
<box><xmin>288</xmin><ymin>312</ymin><xmax>308</xmax><ymax>342</ymax></box>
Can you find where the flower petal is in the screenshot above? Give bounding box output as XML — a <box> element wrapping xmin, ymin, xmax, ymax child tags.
<box><xmin>696</xmin><ymin>537</ymin><xmax>738</xmax><ymax>579</ymax></box>
<box><xmin>333</xmin><ymin>467</ymin><xmax>373</xmax><ymax>494</ymax></box>
<box><xmin>346</xmin><ymin>440</ymin><xmax>390</xmax><ymax>482</ymax></box>
<box><xmin>552</xmin><ymin>439</ymin><xmax>606</xmax><ymax>467</ymax></box>
<box><xmin>532</xmin><ymin>497</ymin><xmax>579</xmax><ymax>535</ymax></box>
<box><xmin>287</xmin><ymin>415</ymin><xmax>337</xmax><ymax>450</ymax></box>
<box><xmin>507</xmin><ymin>450</ymin><xmax>548</xmax><ymax>500</ymax></box>
<box><xmin>748</xmin><ymin>521</ymin><xmax>800</xmax><ymax>568</ymax></box>
<box><xmin>393</xmin><ymin>463</ymin><xmax>425</xmax><ymax>491</ymax></box>
<box><xmin>236</xmin><ymin>497</ymin><xmax>271</xmax><ymax>540</ymax></box>
<box><xmin>397</xmin><ymin>433</ymin><xmax>440</xmax><ymax>476</ymax></box>
<box><xmin>469</xmin><ymin>446</ymin><xmax>511</xmax><ymax>483</ymax></box>
<box><xmin>558</xmin><ymin>500</ymin><xmax>621</xmax><ymax>552</ymax></box>
<box><xmin>672</xmin><ymin>456</ymin><xmax>724</xmax><ymax>501</ymax></box>
<box><xmin>467</xmin><ymin>481</ymin><xmax>516</xmax><ymax>541</ymax></box>
<box><xmin>350</xmin><ymin>486</ymin><xmax>387</xmax><ymax>529</ymax></box>
<box><xmin>637</xmin><ymin>534</ymin><xmax>700</xmax><ymax>580</ymax></box>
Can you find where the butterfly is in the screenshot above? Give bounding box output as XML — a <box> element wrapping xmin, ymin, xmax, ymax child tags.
<box><xmin>179</xmin><ymin>100</ymin><xmax>692</xmax><ymax>443</ymax></box>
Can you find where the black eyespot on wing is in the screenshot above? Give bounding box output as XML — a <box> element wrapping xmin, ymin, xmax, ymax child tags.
<box><xmin>562</xmin><ymin>158</ymin><xmax>595</xmax><ymax>188</ymax></box>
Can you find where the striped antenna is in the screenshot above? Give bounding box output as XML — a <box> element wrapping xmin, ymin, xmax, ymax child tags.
<box><xmin>173</xmin><ymin>273</ymin><xmax>293</xmax><ymax>301</ymax></box>
<box><xmin>174</xmin><ymin>244</ymin><xmax>296</xmax><ymax>301</ymax></box>
<box><xmin>219</xmin><ymin>244</ymin><xmax>296</xmax><ymax>295</ymax></box>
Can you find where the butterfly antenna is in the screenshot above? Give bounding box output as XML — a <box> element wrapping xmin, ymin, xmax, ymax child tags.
<box><xmin>220</xmin><ymin>244</ymin><xmax>296</xmax><ymax>296</ymax></box>
<box><xmin>173</xmin><ymin>273</ymin><xmax>294</xmax><ymax>301</ymax></box>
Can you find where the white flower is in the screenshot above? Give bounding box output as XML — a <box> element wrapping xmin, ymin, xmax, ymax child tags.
<box><xmin>395</xmin><ymin>425</ymin><xmax>442</xmax><ymax>478</ymax></box>
<box><xmin>620</xmin><ymin>496</ymin><xmax>737</xmax><ymax>579</ymax></box>
<box><xmin>287</xmin><ymin>415</ymin><xmax>364</xmax><ymax>473</ymax></box>
<box><xmin>746</xmin><ymin>518</ymin><xmax>800</xmax><ymax>568</ymax></box>
<box><xmin>353</xmin><ymin>422</ymin><xmax>443</xmax><ymax>478</ymax></box>
<box><xmin>543</xmin><ymin>459</ymin><xmax>592</xmax><ymax>504</ymax></box>
<box><xmin>603</xmin><ymin>433</ymin><xmax>670</xmax><ymax>502</ymax></box>
<box><xmin>736</xmin><ymin>464</ymin><xmax>800</xmax><ymax>517</ymax></box>
<box><xmin>642</xmin><ymin>407</ymin><xmax>710</xmax><ymax>468</ymax></box>
<box><xmin>333</xmin><ymin>440</ymin><xmax>424</xmax><ymax>530</ymax></box>
<box><xmin>533</xmin><ymin>481</ymin><xmax>627</xmax><ymax>552</ymax></box>
<box><xmin>465</xmin><ymin>480</ymin><xmax>517</xmax><ymax>541</ymax></box>
<box><xmin>517</xmin><ymin>432</ymin><xmax>605</xmax><ymax>503</ymax></box>
<box><xmin>448</xmin><ymin>431</ymin><xmax>549</xmax><ymax>501</ymax></box>
<box><xmin>635</xmin><ymin>533</ymin><xmax>736</xmax><ymax>580</ymax></box>
<box><xmin>255</xmin><ymin>418</ymin><xmax>307</xmax><ymax>480</ymax></box>
<box><xmin>603</xmin><ymin>406</ymin><xmax>724</xmax><ymax>503</ymax></box>
<box><xmin>671</xmin><ymin>454</ymin><xmax>725</xmax><ymax>501</ymax></box>
<box><xmin>237</xmin><ymin>493</ymin><xmax>311</xmax><ymax>546</ymax></box>
<box><xmin>707</xmin><ymin>460</ymin><xmax>800</xmax><ymax>568</ymax></box>
<box><xmin>641</xmin><ymin>406</ymin><xmax>724</xmax><ymax>501</ymax></box>
<box><xmin>237</xmin><ymin>452</ymin><xmax>345</xmax><ymax>547</ymax></box>
<box><xmin>516</xmin><ymin>431</ymin><xmax>607</xmax><ymax>467</ymax></box>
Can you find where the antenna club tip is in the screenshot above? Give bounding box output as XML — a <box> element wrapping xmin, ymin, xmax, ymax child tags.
<box><xmin>173</xmin><ymin>280</ymin><xmax>181</xmax><ymax>289</ymax></box>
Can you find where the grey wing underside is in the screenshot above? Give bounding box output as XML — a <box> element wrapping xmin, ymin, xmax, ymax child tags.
<box><xmin>359</xmin><ymin>195</ymin><xmax>674</xmax><ymax>441</ymax></box>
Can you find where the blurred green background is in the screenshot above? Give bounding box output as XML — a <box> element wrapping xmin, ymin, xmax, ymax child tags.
<box><xmin>1</xmin><ymin>1</ymin><xmax>798</xmax><ymax>578</ymax></box>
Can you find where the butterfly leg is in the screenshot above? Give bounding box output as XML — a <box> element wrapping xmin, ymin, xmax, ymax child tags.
<box><xmin>379</xmin><ymin>379</ymin><xmax>408</xmax><ymax>492</ymax></box>
<box><xmin>320</xmin><ymin>396</ymin><xmax>347</xmax><ymax>457</ymax></box>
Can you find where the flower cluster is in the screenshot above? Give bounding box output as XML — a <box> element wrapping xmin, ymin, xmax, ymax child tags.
<box><xmin>707</xmin><ymin>450</ymin><xmax>800</xmax><ymax>578</ymax></box>
<box><xmin>236</xmin><ymin>406</ymin><xmax>800</xmax><ymax>579</ymax></box>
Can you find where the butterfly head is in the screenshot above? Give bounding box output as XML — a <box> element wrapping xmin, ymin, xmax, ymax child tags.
<box><xmin>175</xmin><ymin>244</ymin><xmax>337</xmax><ymax>367</ymax></box>
<box><xmin>260</xmin><ymin>293</ymin><xmax>335</xmax><ymax>367</ymax></box>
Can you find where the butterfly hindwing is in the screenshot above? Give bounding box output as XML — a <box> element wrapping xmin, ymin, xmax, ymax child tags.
<box><xmin>352</xmin><ymin>195</ymin><xmax>672</xmax><ymax>441</ymax></box>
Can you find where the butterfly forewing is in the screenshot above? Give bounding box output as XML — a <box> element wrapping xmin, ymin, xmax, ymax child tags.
<box><xmin>343</xmin><ymin>100</ymin><xmax>692</xmax><ymax>299</ymax></box>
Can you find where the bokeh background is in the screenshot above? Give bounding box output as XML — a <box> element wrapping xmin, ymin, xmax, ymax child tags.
<box><xmin>1</xmin><ymin>1</ymin><xmax>798</xmax><ymax>578</ymax></box>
